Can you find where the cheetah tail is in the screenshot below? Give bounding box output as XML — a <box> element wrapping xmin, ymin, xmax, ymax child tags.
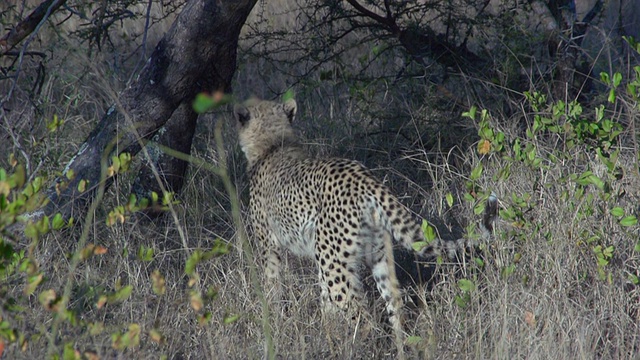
<box><xmin>481</xmin><ymin>192</ymin><xmax>499</xmax><ymax>240</ymax></box>
<box><xmin>433</xmin><ymin>192</ymin><xmax>499</xmax><ymax>259</ymax></box>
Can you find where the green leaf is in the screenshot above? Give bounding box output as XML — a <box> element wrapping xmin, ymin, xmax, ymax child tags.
<box><xmin>62</xmin><ymin>342</ymin><xmax>81</xmax><ymax>360</ymax></box>
<box><xmin>473</xmin><ymin>202</ymin><xmax>485</xmax><ymax>215</ymax></box>
<box><xmin>457</xmin><ymin>278</ymin><xmax>475</xmax><ymax>292</ymax></box>
<box><xmin>501</xmin><ymin>264</ymin><xmax>516</xmax><ymax>278</ymax></box>
<box><xmin>11</xmin><ymin>164</ymin><xmax>25</xmax><ymax>188</ymax></box>
<box><xmin>527</xmin><ymin>146</ymin><xmax>536</xmax><ymax>162</ymax></box>
<box><xmin>454</xmin><ymin>294</ymin><xmax>470</xmax><ymax>308</ymax></box>
<box><xmin>608</xmin><ymin>88</ymin><xmax>616</xmax><ymax>103</ymax></box>
<box><xmin>185</xmin><ymin>251</ymin><xmax>202</xmax><ymax>275</ymax></box>
<box><xmin>470</xmin><ymin>163</ymin><xmax>483</xmax><ymax>181</ymax></box>
<box><xmin>480</xmin><ymin>109</ymin><xmax>489</xmax><ymax>121</ymax></box>
<box><xmin>119</xmin><ymin>153</ymin><xmax>132</xmax><ymax>172</ymax></box>
<box><xmin>223</xmin><ymin>314</ymin><xmax>240</xmax><ymax>325</ymax></box>
<box><xmin>127</xmin><ymin>194</ymin><xmax>138</xmax><ymax>211</ymax></box>
<box><xmin>193</xmin><ymin>93</ymin><xmax>217</xmax><ymax>113</ymax></box>
<box><xmin>52</xmin><ymin>213</ymin><xmax>65</xmax><ymax>230</ymax></box>
<box><xmin>619</xmin><ymin>216</ymin><xmax>637</xmax><ymax>227</ymax></box>
<box><xmin>24</xmin><ymin>223</ymin><xmax>38</xmax><ymax>241</ymax></box>
<box><xmin>198</xmin><ymin>312</ymin><xmax>212</xmax><ymax>325</ymax></box>
<box><xmin>37</xmin><ymin>215</ymin><xmax>49</xmax><ymax>234</ymax></box>
<box><xmin>462</xmin><ymin>106</ymin><xmax>477</xmax><ymax>120</ymax></box>
<box><xmin>405</xmin><ymin>336</ymin><xmax>423</xmax><ymax>346</ymax></box>
<box><xmin>151</xmin><ymin>270</ymin><xmax>166</xmax><ymax>296</ymax></box>
<box><xmin>587</xmin><ymin>174</ymin><xmax>605</xmax><ymax>190</ymax></box>
<box><xmin>138</xmin><ymin>245</ymin><xmax>154</xmax><ymax>262</ymax></box>
<box><xmin>110</xmin><ymin>155</ymin><xmax>120</xmax><ymax>173</ymax></box>
<box><xmin>613</xmin><ymin>72</ymin><xmax>622</xmax><ymax>88</ymax></box>
<box><xmin>282</xmin><ymin>89</ymin><xmax>295</xmax><ymax>102</ymax></box>
<box><xmin>162</xmin><ymin>191</ymin><xmax>174</xmax><ymax>205</ymax></box>
<box><xmin>209</xmin><ymin>239</ymin><xmax>231</xmax><ymax>256</ymax></box>
<box><xmin>596</xmin><ymin>256</ymin><xmax>609</xmax><ymax>267</ymax></box>
<box><xmin>421</xmin><ymin>220</ymin><xmax>436</xmax><ymax>242</ymax></box>
<box><xmin>411</xmin><ymin>241</ymin><xmax>428</xmax><ymax>253</ymax></box>
<box><xmin>77</xmin><ymin>179</ymin><xmax>87</xmax><ymax>193</ymax></box>
<box><xmin>25</xmin><ymin>273</ymin><xmax>44</xmax><ymax>295</ymax></box>
<box><xmin>610</xmin><ymin>207</ymin><xmax>625</xmax><ymax>218</ymax></box>
<box><xmin>47</xmin><ymin>114</ymin><xmax>64</xmax><ymax>133</ymax></box>
<box><xmin>463</xmin><ymin>192</ymin><xmax>475</xmax><ymax>202</ymax></box>
<box><xmin>445</xmin><ymin>192</ymin><xmax>454</xmax><ymax>208</ymax></box>
<box><xmin>109</xmin><ymin>285</ymin><xmax>133</xmax><ymax>304</ymax></box>
<box><xmin>604</xmin><ymin>246</ymin><xmax>614</xmax><ymax>257</ymax></box>
<box><xmin>576</xmin><ymin>171</ymin><xmax>604</xmax><ymax>189</ymax></box>
<box><xmin>513</xmin><ymin>139</ymin><xmax>521</xmax><ymax>157</ymax></box>
<box><xmin>481</xmin><ymin>127</ymin><xmax>494</xmax><ymax>140</ymax></box>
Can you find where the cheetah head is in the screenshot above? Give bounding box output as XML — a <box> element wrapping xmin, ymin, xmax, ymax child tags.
<box><xmin>234</xmin><ymin>98</ymin><xmax>299</xmax><ymax>168</ymax></box>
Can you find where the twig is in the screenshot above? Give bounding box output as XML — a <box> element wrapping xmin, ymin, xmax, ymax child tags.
<box><xmin>1</xmin><ymin>50</ymin><xmax>46</xmax><ymax>57</ymax></box>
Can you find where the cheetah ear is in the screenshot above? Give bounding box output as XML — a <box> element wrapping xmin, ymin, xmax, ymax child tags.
<box><xmin>283</xmin><ymin>98</ymin><xmax>297</xmax><ymax>123</ymax></box>
<box><xmin>234</xmin><ymin>103</ymin><xmax>251</xmax><ymax>126</ymax></box>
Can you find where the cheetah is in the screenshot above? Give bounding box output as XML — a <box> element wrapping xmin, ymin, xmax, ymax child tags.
<box><xmin>234</xmin><ymin>97</ymin><xmax>497</xmax><ymax>335</ymax></box>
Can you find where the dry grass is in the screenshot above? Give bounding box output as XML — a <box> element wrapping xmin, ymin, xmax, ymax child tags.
<box><xmin>2</xmin><ymin>1</ymin><xmax>640</xmax><ymax>359</ymax></box>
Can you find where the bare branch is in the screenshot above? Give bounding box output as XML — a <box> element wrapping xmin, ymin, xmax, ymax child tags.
<box><xmin>345</xmin><ymin>0</ymin><xmax>400</xmax><ymax>34</ymax></box>
<box><xmin>0</xmin><ymin>0</ymin><xmax>67</xmax><ymax>56</ymax></box>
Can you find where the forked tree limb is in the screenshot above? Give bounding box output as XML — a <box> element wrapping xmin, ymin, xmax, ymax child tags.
<box><xmin>344</xmin><ymin>0</ymin><xmax>399</xmax><ymax>34</ymax></box>
<box><xmin>39</xmin><ymin>0</ymin><xmax>258</xmax><ymax>220</ymax></box>
<box><xmin>343</xmin><ymin>0</ymin><xmax>487</xmax><ymax>73</ymax></box>
<box><xmin>0</xmin><ymin>0</ymin><xmax>67</xmax><ymax>56</ymax></box>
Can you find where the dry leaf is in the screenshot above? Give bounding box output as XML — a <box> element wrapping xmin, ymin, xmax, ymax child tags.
<box><xmin>524</xmin><ymin>310</ymin><xmax>536</xmax><ymax>328</ymax></box>
<box><xmin>478</xmin><ymin>139</ymin><xmax>491</xmax><ymax>155</ymax></box>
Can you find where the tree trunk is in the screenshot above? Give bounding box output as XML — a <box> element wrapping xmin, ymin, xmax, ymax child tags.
<box><xmin>130</xmin><ymin>100</ymin><xmax>198</xmax><ymax>217</ymax></box>
<box><xmin>41</xmin><ymin>0</ymin><xmax>258</xmax><ymax>220</ymax></box>
<box><xmin>546</xmin><ymin>0</ymin><xmax>603</xmax><ymax>99</ymax></box>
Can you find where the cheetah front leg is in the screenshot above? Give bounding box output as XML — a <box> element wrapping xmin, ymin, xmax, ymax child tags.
<box><xmin>251</xmin><ymin>207</ymin><xmax>284</xmax><ymax>303</ymax></box>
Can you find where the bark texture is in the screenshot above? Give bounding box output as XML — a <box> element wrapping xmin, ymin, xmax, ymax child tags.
<box><xmin>130</xmin><ymin>101</ymin><xmax>198</xmax><ymax>215</ymax></box>
<box><xmin>44</xmin><ymin>0</ymin><xmax>258</xmax><ymax>220</ymax></box>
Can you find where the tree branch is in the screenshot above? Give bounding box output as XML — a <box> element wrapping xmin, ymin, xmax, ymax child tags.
<box><xmin>345</xmin><ymin>0</ymin><xmax>400</xmax><ymax>34</ymax></box>
<box><xmin>0</xmin><ymin>0</ymin><xmax>67</xmax><ymax>56</ymax></box>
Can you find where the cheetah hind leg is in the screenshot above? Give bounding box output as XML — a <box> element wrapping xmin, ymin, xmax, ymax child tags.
<box><xmin>314</xmin><ymin>229</ymin><xmax>377</xmax><ymax>350</ymax></box>
<box><xmin>317</xmin><ymin>260</ymin><xmax>375</xmax><ymax>358</ymax></box>
<box><xmin>373</xmin><ymin>225</ymin><xmax>406</xmax><ymax>358</ymax></box>
<box><xmin>316</xmin><ymin>252</ymin><xmax>367</xmax><ymax>320</ymax></box>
